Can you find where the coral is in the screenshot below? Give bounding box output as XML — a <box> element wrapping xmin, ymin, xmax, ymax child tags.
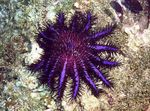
<box><xmin>28</xmin><ymin>11</ymin><xmax>119</xmax><ymax>100</ymax></box>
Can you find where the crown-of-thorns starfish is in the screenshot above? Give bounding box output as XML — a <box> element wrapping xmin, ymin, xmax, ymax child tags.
<box><xmin>29</xmin><ymin>11</ymin><xmax>119</xmax><ymax>100</ymax></box>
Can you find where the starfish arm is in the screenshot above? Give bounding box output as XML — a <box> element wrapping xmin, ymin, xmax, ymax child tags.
<box><xmin>101</xmin><ymin>60</ymin><xmax>118</xmax><ymax>67</ymax></box>
<box><xmin>48</xmin><ymin>25</ymin><xmax>59</xmax><ymax>35</ymax></box>
<box><xmin>56</xmin><ymin>12</ymin><xmax>65</xmax><ymax>26</ymax></box>
<box><xmin>72</xmin><ymin>62</ymin><xmax>80</xmax><ymax>99</ymax></box>
<box><xmin>87</xmin><ymin>52</ymin><xmax>101</xmax><ymax>61</ymax></box>
<box><xmin>58</xmin><ymin>58</ymin><xmax>68</xmax><ymax>98</ymax></box>
<box><xmin>69</xmin><ymin>12</ymin><xmax>78</xmax><ymax>31</ymax></box>
<box><xmin>29</xmin><ymin>59</ymin><xmax>45</xmax><ymax>71</ymax></box>
<box><xmin>44</xmin><ymin>58</ymin><xmax>51</xmax><ymax>73</ymax></box>
<box><xmin>82</xmin><ymin>11</ymin><xmax>92</xmax><ymax>32</ymax></box>
<box><xmin>87</xmin><ymin>24</ymin><xmax>116</xmax><ymax>40</ymax></box>
<box><xmin>69</xmin><ymin>11</ymin><xmax>87</xmax><ymax>32</ymax></box>
<box><xmin>39</xmin><ymin>31</ymin><xmax>56</xmax><ymax>41</ymax></box>
<box><xmin>88</xmin><ymin>45</ymin><xmax>118</xmax><ymax>52</ymax></box>
<box><xmin>47</xmin><ymin>57</ymin><xmax>60</xmax><ymax>85</ymax></box>
<box><xmin>80</xmin><ymin>59</ymin><xmax>99</xmax><ymax>95</ymax></box>
<box><xmin>87</xmin><ymin>52</ymin><xmax>119</xmax><ymax>67</ymax></box>
<box><xmin>89</xmin><ymin>62</ymin><xmax>111</xmax><ymax>87</ymax></box>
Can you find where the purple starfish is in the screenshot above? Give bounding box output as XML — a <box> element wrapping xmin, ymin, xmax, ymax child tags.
<box><xmin>29</xmin><ymin>11</ymin><xmax>119</xmax><ymax>100</ymax></box>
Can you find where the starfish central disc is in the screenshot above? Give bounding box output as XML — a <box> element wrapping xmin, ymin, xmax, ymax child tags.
<box><xmin>53</xmin><ymin>31</ymin><xmax>87</xmax><ymax>62</ymax></box>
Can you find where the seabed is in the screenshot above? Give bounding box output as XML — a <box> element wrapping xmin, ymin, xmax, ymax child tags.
<box><xmin>0</xmin><ymin>0</ymin><xmax>150</xmax><ymax>111</ymax></box>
